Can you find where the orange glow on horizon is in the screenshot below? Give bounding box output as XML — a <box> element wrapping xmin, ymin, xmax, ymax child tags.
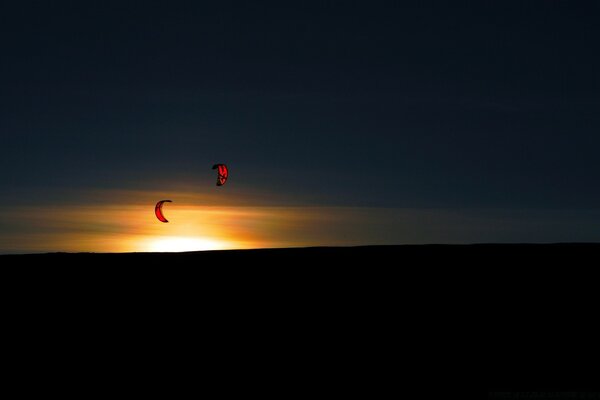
<box><xmin>0</xmin><ymin>188</ymin><xmax>407</xmax><ymax>254</ymax></box>
<box><xmin>0</xmin><ymin>201</ymin><xmax>271</xmax><ymax>253</ymax></box>
<box><xmin>141</xmin><ymin>236</ymin><xmax>229</xmax><ymax>252</ymax></box>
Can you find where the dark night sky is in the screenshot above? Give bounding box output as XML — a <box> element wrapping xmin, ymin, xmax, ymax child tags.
<box><xmin>1</xmin><ymin>1</ymin><xmax>599</xmax><ymax>251</ymax></box>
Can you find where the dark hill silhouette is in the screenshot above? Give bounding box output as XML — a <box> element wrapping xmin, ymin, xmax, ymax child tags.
<box><xmin>3</xmin><ymin>243</ymin><xmax>599</xmax><ymax>262</ymax></box>
<box><xmin>2</xmin><ymin>244</ymin><xmax>597</xmax><ymax>393</ymax></box>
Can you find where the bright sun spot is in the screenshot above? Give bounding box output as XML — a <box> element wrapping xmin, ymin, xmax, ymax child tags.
<box><xmin>144</xmin><ymin>237</ymin><xmax>227</xmax><ymax>252</ymax></box>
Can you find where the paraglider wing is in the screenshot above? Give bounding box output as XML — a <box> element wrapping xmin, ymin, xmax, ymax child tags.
<box><xmin>212</xmin><ymin>164</ymin><xmax>228</xmax><ymax>186</ymax></box>
<box><xmin>155</xmin><ymin>200</ymin><xmax>172</xmax><ymax>223</ymax></box>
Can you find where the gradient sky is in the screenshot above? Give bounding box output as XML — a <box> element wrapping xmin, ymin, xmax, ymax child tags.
<box><xmin>1</xmin><ymin>1</ymin><xmax>599</xmax><ymax>252</ymax></box>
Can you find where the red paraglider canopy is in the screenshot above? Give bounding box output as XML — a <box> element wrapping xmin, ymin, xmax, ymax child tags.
<box><xmin>155</xmin><ymin>200</ymin><xmax>172</xmax><ymax>223</ymax></box>
<box><xmin>212</xmin><ymin>164</ymin><xmax>228</xmax><ymax>186</ymax></box>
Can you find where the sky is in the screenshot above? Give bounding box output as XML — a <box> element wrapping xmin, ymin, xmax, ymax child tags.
<box><xmin>1</xmin><ymin>1</ymin><xmax>599</xmax><ymax>252</ymax></box>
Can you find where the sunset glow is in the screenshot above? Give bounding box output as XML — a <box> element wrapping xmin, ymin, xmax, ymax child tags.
<box><xmin>2</xmin><ymin>187</ymin><xmax>598</xmax><ymax>254</ymax></box>
<box><xmin>142</xmin><ymin>236</ymin><xmax>228</xmax><ymax>252</ymax></box>
<box><xmin>0</xmin><ymin>189</ymin><xmax>392</xmax><ymax>253</ymax></box>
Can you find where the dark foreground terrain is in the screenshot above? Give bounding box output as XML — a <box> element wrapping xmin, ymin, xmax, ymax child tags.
<box><xmin>3</xmin><ymin>244</ymin><xmax>598</xmax><ymax>393</ymax></box>
<box><xmin>3</xmin><ymin>243</ymin><xmax>599</xmax><ymax>264</ymax></box>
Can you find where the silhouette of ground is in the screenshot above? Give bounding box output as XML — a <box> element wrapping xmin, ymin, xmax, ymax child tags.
<box><xmin>3</xmin><ymin>243</ymin><xmax>598</xmax><ymax>263</ymax></box>
<box><xmin>2</xmin><ymin>244</ymin><xmax>596</xmax><ymax>393</ymax></box>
